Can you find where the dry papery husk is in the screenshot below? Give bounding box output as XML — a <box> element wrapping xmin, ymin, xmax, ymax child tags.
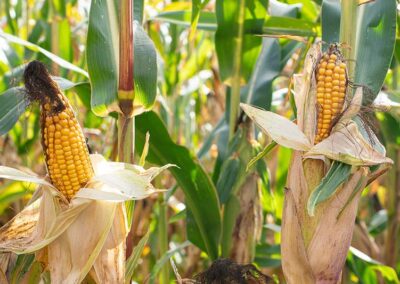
<box><xmin>0</xmin><ymin>154</ymin><xmax>172</xmax><ymax>283</ymax></box>
<box><xmin>0</xmin><ymin>185</ymin><xmax>126</xmax><ymax>284</ymax></box>
<box><xmin>241</xmin><ymin>43</ymin><xmax>392</xmax><ymax>283</ymax></box>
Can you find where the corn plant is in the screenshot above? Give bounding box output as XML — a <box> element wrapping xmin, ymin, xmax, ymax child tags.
<box><xmin>0</xmin><ymin>0</ymin><xmax>399</xmax><ymax>283</ymax></box>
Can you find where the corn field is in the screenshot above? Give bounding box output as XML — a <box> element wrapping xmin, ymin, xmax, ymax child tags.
<box><xmin>0</xmin><ymin>0</ymin><xmax>399</xmax><ymax>283</ymax></box>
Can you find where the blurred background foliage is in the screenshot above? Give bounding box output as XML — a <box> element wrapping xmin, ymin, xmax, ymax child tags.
<box><xmin>0</xmin><ymin>0</ymin><xmax>399</xmax><ymax>283</ymax></box>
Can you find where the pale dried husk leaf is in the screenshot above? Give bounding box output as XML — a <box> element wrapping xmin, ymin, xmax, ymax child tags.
<box><xmin>293</xmin><ymin>43</ymin><xmax>322</xmax><ymax>141</ymax></box>
<box><xmin>92</xmin><ymin>203</ymin><xmax>128</xmax><ymax>283</ymax></box>
<box><xmin>307</xmin><ymin>168</ymin><xmax>369</xmax><ymax>282</ymax></box>
<box><xmin>0</xmin><ymin>166</ymin><xmax>55</xmax><ymax>189</ymax></box>
<box><xmin>240</xmin><ymin>103</ymin><xmax>312</xmax><ymax>151</ymax></box>
<box><xmin>332</xmin><ymin>88</ymin><xmax>363</xmax><ymax>128</ymax></box>
<box><xmin>47</xmin><ymin>200</ymin><xmax>117</xmax><ymax>284</ymax></box>
<box><xmin>0</xmin><ymin>188</ymin><xmax>89</xmax><ymax>254</ymax></box>
<box><xmin>75</xmin><ymin>155</ymin><xmax>173</xmax><ymax>201</ymax></box>
<box><xmin>305</xmin><ymin>120</ymin><xmax>392</xmax><ymax>166</ymax></box>
<box><xmin>281</xmin><ymin>175</ymin><xmax>315</xmax><ymax>281</ymax></box>
<box><xmin>282</xmin><ymin>151</ymin><xmax>372</xmax><ymax>283</ymax></box>
<box><xmin>0</xmin><ymin>253</ymin><xmax>10</xmax><ymax>276</ymax></box>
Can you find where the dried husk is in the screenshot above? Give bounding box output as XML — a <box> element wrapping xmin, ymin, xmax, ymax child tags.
<box><xmin>92</xmin><ymin>203</ymin><xmax>127</xmax><ymax>283</ymax></box>
<box><xmin>0</xmin><ymin>154</ymin><xmax>170</xmax><ymax>283</ymax></box>
<box><xmin>241</xmin><ymin>43</ymin><xmax>392</xmax><ymax>283</ymax></box>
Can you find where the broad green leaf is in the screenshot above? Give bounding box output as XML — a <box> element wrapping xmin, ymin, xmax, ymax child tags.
<box><xmin>133</xmin><ymin>22</ymin><xmax>157</xmax><ymax>109</ymax></box>
<box><xmin>0</xmin><ymin>30</ymin><xmax>88</xmax><ymax>77</ymax></box>
<box><xmin>307</xmin><ymin>161</ymin><xmax>351</xmax><ymax>216</ymax></box>
<box><xmin>349</xmin><ymin>246</ymin><xmax>400</xmax><ymax>284</ymax></box>
<box><xmin>262</xmin><ymin>16</ymin><xmax>316</xmax><ymax>37</ymax></box>
<box><xmin>125</xmin><ymin>230</ymin><xmax>150</xmax><ymax>282</ymax></box>
<box><xmin>269</xmin><ymin>0</ymin><xmax>300</xmax><ymax>18</ymax></box>
<box><xmin>286</xmin><ymin>0</ymin><xmax>318</xmax><ymax>22</ymax></box>
<box><xmin>0</xmin><ymin>182</ymin><xmax>34</xmax><ymax>215</ymax></box>
<box><xmin>191</xmin><ymin>0</ymin><xmax>211</xmax><ymax>34</ymax></box>
<box><xmin>0</xmin><ymin>88</ymin><xmax>29</xmax><ymax>135</ymax></box>
<box><xmin>215</xmin><ymin>0</ymin><xmax>267</xmax><ymax>83</ymax></box>
<box><xmin>217</xmin><ymin>157</ymin><xmax>241</xmax><ymax>204</ymax></box>
<box><xmin>244</xmin><ymin>39</ymin><xmax>281</xmax><ymax>109</ymax></box>
<box><xmin>155</xmin><ymin>11</ymin><xmax>316</xmax><ymax>37</ymax></box>
<box><xmin>322</xmin><ymin>0</ymin><xmax>396</xmax><ymax>103</ymax></box>
<box><xmin>135</xmin><ymin>111</ymin><xmax>221</xmax><ymax>259</ymax></box>
<box><xmin>57</xmin><ymin>18</ymin><xmax>72</xmax><ymax>62</ymax></box>
<box><xmin>0</xmin><ymin>77</ymin><xmax>88</xmax><ymax>136</ymax></box>
<box><xmin>321</xmin><ymin>0</ymin><xmax>340</xmax><ymax>44</ymax></box>
<box><xmin>365</xmin><ymin>266</ymin><xmax>399</xmax><ymax>284</ymax></box>
<box><xmin>154</xmin><ymin>11</ymin><xmax>217</xmax><ymax>31</ymax></box>
<box><xmin>134</xmin><ymin>0</ymin><xmax>144</xmax><ymax>24</ymax></box>
<box><xmin>354</xmin><ymin>0</ymin><xmax>396</xmax><ymax>104</ymax></box>
<box><xmin>87</xmin><ymin>0</ymin><xmax>119</xmax><ymax>116</ymax></box>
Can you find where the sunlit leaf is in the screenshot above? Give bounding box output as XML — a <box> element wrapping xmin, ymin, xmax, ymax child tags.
<box><xmin>0</xmin><ymin>30</ymin><xmax>88</xmax><ymax>77</ymax></box>
<box><xmin>135</xmin><ymin>111</ymin><xmax>221</xmax><ymax>259</ymax></box>
<box><xmin>0</xmin><ymin>87</ymin><xmax>29</xmax><ymax>136</ymax></box>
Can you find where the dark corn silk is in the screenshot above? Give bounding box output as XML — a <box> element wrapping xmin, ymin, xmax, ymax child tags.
<box><xmin>24</xmin><ymin>61</ymin><xmax>94</xmax><ymax>199</ymax></box>
<box><xmin>314</xmin><ymin>46</ymin><xmax>348</xmax><ymax>144</ymax></box>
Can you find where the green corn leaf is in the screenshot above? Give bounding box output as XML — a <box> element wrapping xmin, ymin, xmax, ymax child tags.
<box><xmin>125</xmin><ymin>230</ymin><xmax>150</xmax><ymax>282</ymax></box>
<box><xmin>155</xmin><ymin>10</ymin><xmax>316</xmax><ymax>38</ymax></box>
<box><xmin>87</xmin><ymin>0</ymin><xmax>119</xmax><ymax>116</ymax></box>
<box><xmin>215</xmin><ymin>0</ymin><xmax>267</xmax><ymax>83</ymax></box>
<box><xmin>0</xmin><ymin>88</ymin><xmax>29</xmax><ymax>136</ymax></box>
<box><xmin>0</xmin><ymin>77</ymin><xmax>88</xmax><ymax>136</ymax></box>
<box><xmin>307</xmin><ymin>161</ymin><xmax>352</xmax><ymax>216</ymax></box>
<box><xmin>354</xmin><ymin>0</ymin><xmax>396</xmax><ymax>104</ymax></box>
<box><xmin>135</xmin><ymin>111</ymin><xmax>221</xmax><ymax>260</ymax></box>
<box><xmin>246</xmin><ymin>142</ymin><xmax>277</xmax><ymax>172</ymax></box>
<box><xmin>321</xmin><ymin>0</ymin><xmax>396</xmax><ymax>103</ymax></box>
<box><xmin>0</xmin><ymin>30</ymin><xmax>88</xmax><ymax>77</ymax></box>
<box><xmin>133</xmin><ymin>23</ymin><xmax>157</xmax><ymax>109</ymax></box>
<box><xmin>217</xmin><ymin>157</ymin><xmax>241</xmax><ymax>204</ymax></box>
<box><xmin>321</xmin><ymin>0</ymin><xmax>340</xmax><ymax>44</ymax></box>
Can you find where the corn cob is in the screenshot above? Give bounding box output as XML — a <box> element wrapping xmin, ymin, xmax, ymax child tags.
<box><xmin>24</xmin><ymin>61</ymin><xmax>94</xmax><ymax>199</ymax></box>
<box><xmin>314</xmin><ymin>48</ymin><xmax>348</xmax><ymax>144</ymax></box>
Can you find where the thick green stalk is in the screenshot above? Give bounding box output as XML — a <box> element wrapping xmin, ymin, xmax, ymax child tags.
<box><xmin>117</xmin><ymin>116</ymin><xmax>135</xmax><ymax>163</ymax></box>
<box><xmin>228</xmin><ymin>0</ymin><xmax>246</xmax><ymax>140</ymax></box>
<box><xmin>339</xmin><ymin>0</ymin><xmax>358</xmax><ymax>79</ymax></box>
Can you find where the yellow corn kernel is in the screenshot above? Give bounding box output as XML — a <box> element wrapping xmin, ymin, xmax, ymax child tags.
<box><xmin>314</xmin><ymin>48</ymin><xmax>348</xmax><ymax>144</ymax></box>
<box><xmin>41</xmin><ymin>94</ymin><xmax>94</xmax><ymax>200</ymax></box>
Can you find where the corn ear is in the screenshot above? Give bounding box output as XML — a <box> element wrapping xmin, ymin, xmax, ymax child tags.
<box><xmin>24</xmin><ymin>61</ymin><xmax>94</xmax><ymax>199</ymax></box>
<box><xmin>315</xmin><ymin>47</ymin><xmax>348</xmax><ymax>144</ymax></box>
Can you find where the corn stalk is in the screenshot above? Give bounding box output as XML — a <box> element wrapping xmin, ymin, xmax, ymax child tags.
<box><xmin>241</xmin><ymin>1</ymin><xmax>393</xmax><ymax>278</ymax></box>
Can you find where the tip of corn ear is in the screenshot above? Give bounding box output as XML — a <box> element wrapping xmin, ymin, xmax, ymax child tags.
<box><xmin>23</xmin><ymin>61</ymin><xmax>63</xmax><ymax>109</ymax></box>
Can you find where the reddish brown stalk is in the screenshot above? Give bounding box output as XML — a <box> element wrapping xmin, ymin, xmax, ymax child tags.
<box><xmin>118</xmin><ymin>0</ymin><xmax>134</xmax><ymax>116</ymax></box>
